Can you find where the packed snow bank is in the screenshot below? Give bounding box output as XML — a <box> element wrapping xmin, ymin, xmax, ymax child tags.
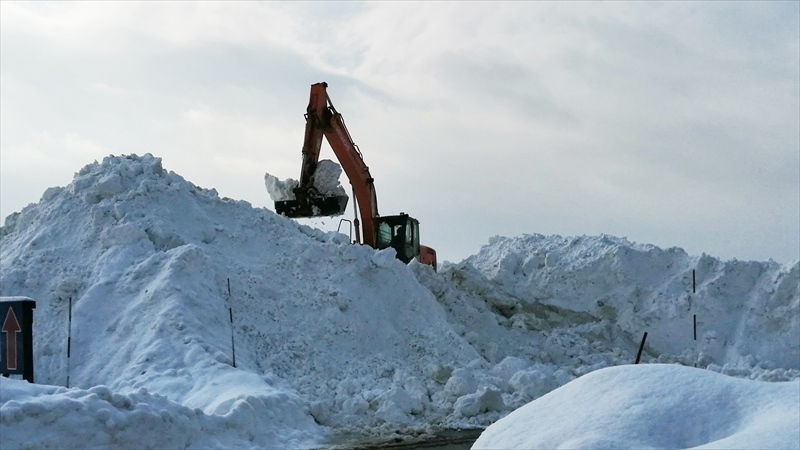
<box><xmin>265</xmin><ymin>159</ymin><xmax>346</xmax><ymax>201</ymax></box>
<box><xmin>472</xmin><ymin>364</ymin><xmax>800</xmax><ymax>449</ymax></box>
<box><xmin>0</xmin><ymin>377</ymin><xmax>314</xmax><ymax>449</ymax></box>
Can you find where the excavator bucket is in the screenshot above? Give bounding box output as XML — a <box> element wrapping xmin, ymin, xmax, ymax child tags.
<box><xmin>275</xmin><ymin>195</ymin><xmax>349</xmax><ymax>218</ymax></box>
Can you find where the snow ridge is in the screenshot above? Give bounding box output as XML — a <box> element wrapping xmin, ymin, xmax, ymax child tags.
<box><xmin>457</xmin><ymin>234</ymin><xmax>799</xmax><ymax>370</ymax></box>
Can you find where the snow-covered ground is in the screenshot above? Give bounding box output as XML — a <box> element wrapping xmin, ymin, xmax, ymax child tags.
<box><xmin>1</xmin><ymin>154</ymin><xmax>798</xmax><ymax>449</ymax></box>
<box><xmin>473</xmin><ymin>364</ymin><xmax>800</xmax><ymax>449</ymax></box>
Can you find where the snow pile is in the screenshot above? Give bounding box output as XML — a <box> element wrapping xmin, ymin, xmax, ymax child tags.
<box><xmin>409</xmin><ymin>233</ymin><xmax>798</xmax><ymax>420</ymax></box>
<box><xmin>1</xmin><ymin>154</ymin><xmax>797</xmax><ymax>449</ymax></box>
<box><xmin>1</xmin><ymin>155</ymin><xmax>324</xmax><ymax>448</ymax></box>
<box><xmin>0</xmin><ymin>377</ymin><xmax>317</xmax><ymax>449</ymax></box>
<box><xmin>0</xmin><ymin>154</ymin><xmax>478</xmax><ymax>447</ymax></box>
<box><xmin>429</xmin><ymin>234</ymin><xmax>799</xmax><ymax>370</ymax></box>
<box><xmin>472</xmin><ymin>364</ymin><xmax>800</xmax><ymax>449</ymax></box>
<box><xmin>264</xmin><ymin>159</ymin><xmax>346</xmax><ymax>201</ymax></box>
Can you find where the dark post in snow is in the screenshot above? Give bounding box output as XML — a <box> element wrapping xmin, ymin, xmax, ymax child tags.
<box><xmin>67</xmin><ymin>297</ymin><xmax>73</xmax><ymax>388</ymax></box>
<box><xmin>635</xmin><ymin>332</ymin><xmax>648</xmax><ymax>364</ymax></box>
<box><xmin>229</xmin><ymin>308</ymin><xmax>236</xmax><ymax>368</ymax></box>
<box><xmin>1</xmin><ymin>297</ymin><xmax>36</xmax><ymax>383</ymax></box>
<box><xmin>691</xmin><ymin>270</ymin><xmax>698</xmax><ymax>342</ymax></box>
<box><xmin>227</xmin><ymin>278</ymin><xmax>236</xmax><ymax>368</ymax></box>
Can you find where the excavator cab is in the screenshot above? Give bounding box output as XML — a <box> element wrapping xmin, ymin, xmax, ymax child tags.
<box><xmin>375</xmin><ymin>213</ymin><xmax>421</xmax><ymax>264</ymax></box>
<box><xmin>375</xmin><ymin>213</ymin><xmax>438</xmax><ymax>269</ymax></box>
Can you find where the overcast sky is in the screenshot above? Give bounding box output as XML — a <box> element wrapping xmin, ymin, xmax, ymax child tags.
<box><xmin>2</xmin><ymin>2</ymin><xmax>798</xmax><ymax>264</ymax></box>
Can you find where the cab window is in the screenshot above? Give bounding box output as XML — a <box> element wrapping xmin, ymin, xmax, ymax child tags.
<box><xmin>377</xmin><ymin>222</ymin><xmax>392</xmax><ymax>248</ymax></box>
<box><xmin>404</xmin><ymin>222</ymin><xmax>414</xmax><ymax>258</ymax></box>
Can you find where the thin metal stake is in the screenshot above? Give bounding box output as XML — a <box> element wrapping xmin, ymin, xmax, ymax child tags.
<box><xmin>635</xmin><ymin>332</ymin><xmax>648</xmax><ymax>364</ymax></box>
<box><xmin>66</xmin><ymin>297</ymin><xmax>73</xmax><ymax>388</ymax></box>
<box><xmin>229</xmin><ymin>307</ymin><xmax>236</xmax><ymax>368</ymax></box>
<box><xmin>227</xmin><ymin>278</ymin><xmax>236</xmax><ymax>368</ymax></box>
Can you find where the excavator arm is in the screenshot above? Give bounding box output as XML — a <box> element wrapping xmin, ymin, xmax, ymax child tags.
<box><xmin>275</xmin><ymin>82</ymin><xmax>380</xmax><ymax>247</ymax></box>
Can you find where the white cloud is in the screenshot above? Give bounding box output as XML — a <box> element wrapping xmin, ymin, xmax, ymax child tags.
<box><xmin>1</xmin><ymin>1</ymin><xmax>797</xmax><ymax>262</ymax></box>
<box><xmin>89</xmin><ymin>82</ymin><xmax>130</xmax><ymax>96</ymax></box>
<box><xmin>2</xmin><ymin>132</ymin><xmax>107</xmax><ymax>163</ymax></box>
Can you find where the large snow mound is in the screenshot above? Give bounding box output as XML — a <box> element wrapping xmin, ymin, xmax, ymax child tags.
<box><xmin>1</xmin><ymin>154</ymin><xmax>797</xmax><ymax>448</ymax></box>
<box><xmin>0</xmin><ymin>154</ymin><xmax>481</xmax><ymax>447</ymax></box>
<box><xmin>472</xmin><ymin>364</ymin><xmax>800</xmax><ymax>449</ymax></box>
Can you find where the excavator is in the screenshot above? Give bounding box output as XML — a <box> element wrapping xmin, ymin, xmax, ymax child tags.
<box><xmin>275</xmin><ymin>82</ymin><xmax>437</xmax><ymax>270</ymax></box>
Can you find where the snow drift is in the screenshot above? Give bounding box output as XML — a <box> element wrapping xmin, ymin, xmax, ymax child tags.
<box><xmin>472</xmin><ymin>364</ymin><xmax>800</xmax><ymax>449</ymax></box>
<box><xmin>1</xmin><ymin>154</ymin><xmax>797</xmax><ymax>448</ymax></box>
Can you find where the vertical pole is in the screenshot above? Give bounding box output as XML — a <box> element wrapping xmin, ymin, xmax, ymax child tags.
<box><xmin>691</xmin><ymin>269</ymin><xmax>698</xmax><ymax>366</ymax></box>
<box><xmin>635</xmin><ymin>332</ymin><xmax>648</xmax><ymax>364</ymax></box>
<box><xmin>227</xmin><ymin>278</ymin><xmax>236</xmax><ymax>368</ymax></box>
<box><xmin>229</xmin><ymin>308</ymin><xmax>236</xmax><ymax>368</ymax></box>
<box><xmin>66</xmin><ymin>297</ymin><xmax>72</xmax><ymax>388</ymax></box>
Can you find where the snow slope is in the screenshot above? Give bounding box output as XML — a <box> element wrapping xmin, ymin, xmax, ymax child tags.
<box><xmin>472</xmin><ymin>364</ymin><xmax>800</xmax><ymax>449</ymax></box>
<box><xmin>1</xmin><ymin>154</ymin><xmax>798</xmax><ymax>448</ymax></box>
<box><xmin>0</xmin><ymin>154</ymin><xmax>480</xmax><ymax>447</ymax></box>
<box><xmin>464</xmin><ymin>235</ymin><xmax>800</xmax><ymax>369</ymax></box>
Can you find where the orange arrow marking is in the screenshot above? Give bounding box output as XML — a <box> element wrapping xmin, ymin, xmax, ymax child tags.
<box><xmin>2</xmin><ymin>308</ymin><xmax>21</xmax><ymax>371</ymax></box>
